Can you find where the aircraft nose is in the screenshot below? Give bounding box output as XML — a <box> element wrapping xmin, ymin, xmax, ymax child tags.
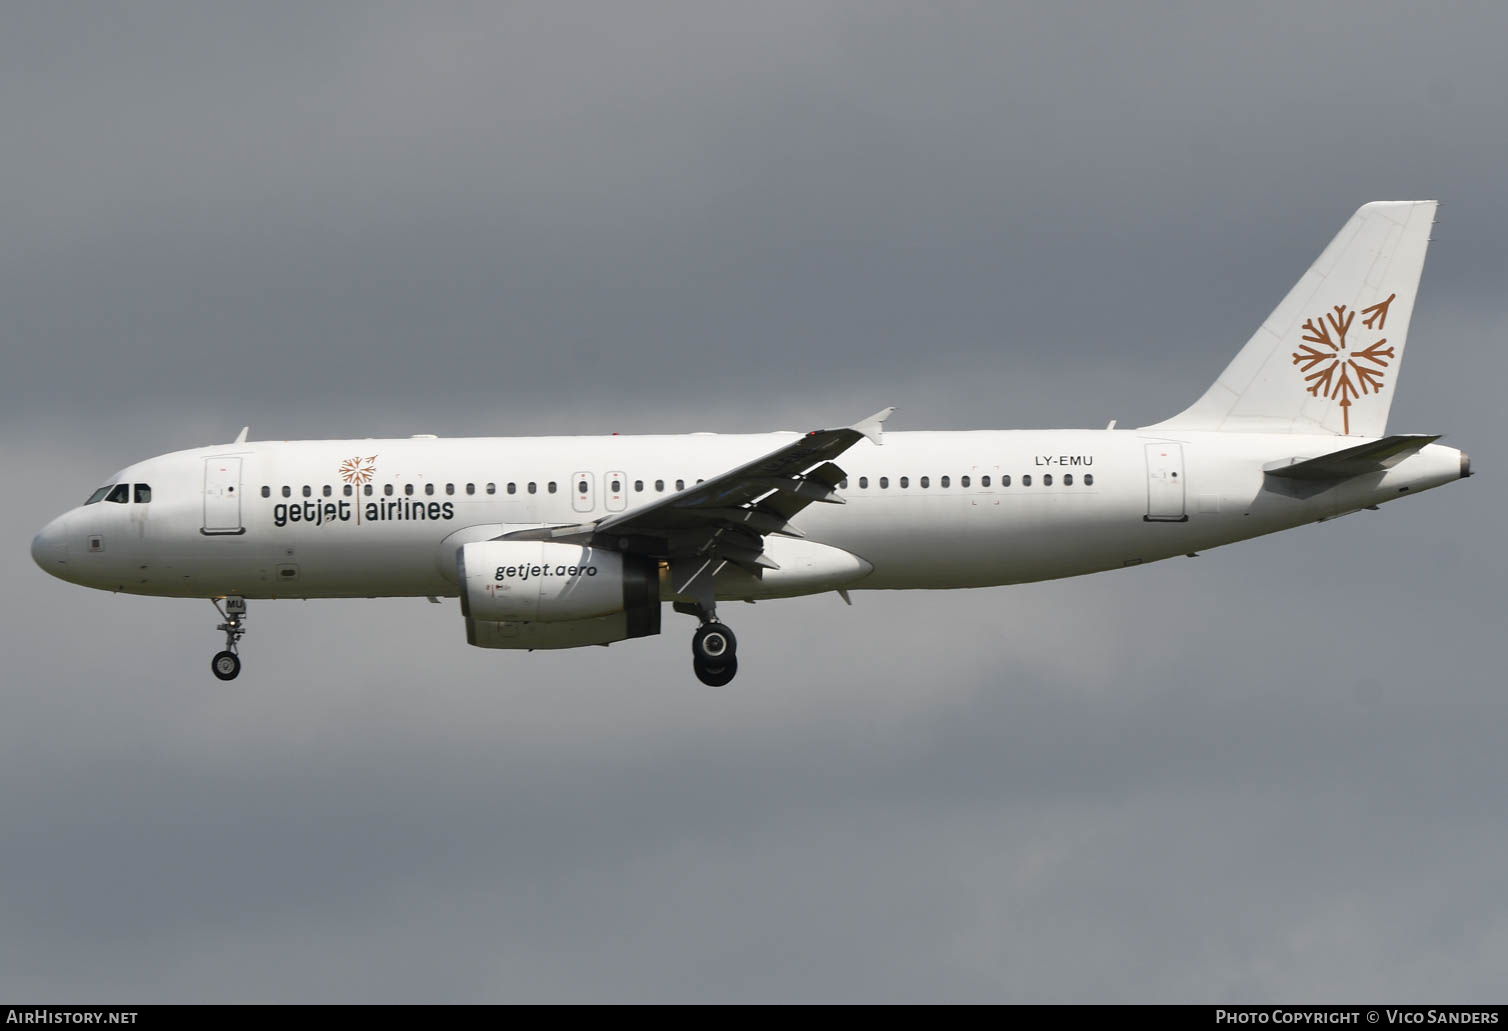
<box><xmin>31</xmin><ymin>513</ymin><xmax>71</xmax><ymax>576</ymax></box>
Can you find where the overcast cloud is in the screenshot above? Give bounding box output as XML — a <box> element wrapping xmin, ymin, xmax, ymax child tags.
<box><xmin>2</xmin><ymin>2</ymin><xmax>1504</xmax><ymax>1002</ymax></box>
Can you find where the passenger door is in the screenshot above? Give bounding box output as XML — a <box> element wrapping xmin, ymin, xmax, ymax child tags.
<box><xmin>203</xmin><ymin>457</ymin><xmax>245</xmax><ymax>534</ymax></box>
<box><xmin>1144</xmin><ymin>443</ymin><xmax>1188</xmax><ymax>522</ymax></box>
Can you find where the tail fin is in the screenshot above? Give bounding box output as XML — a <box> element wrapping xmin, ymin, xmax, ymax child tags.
<box><xmin>1145</xmin><ymin>200</ymin><xmax>1437</xmax><ymax>437</ymax></box>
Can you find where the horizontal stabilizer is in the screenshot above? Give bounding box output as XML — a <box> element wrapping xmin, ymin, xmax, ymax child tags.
<box><xmin>1264</xmin><ymin>434</ymin><xmax>1439</xmax><ymax>482</ymax></box>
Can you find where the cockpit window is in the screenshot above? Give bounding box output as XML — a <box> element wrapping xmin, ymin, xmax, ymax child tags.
<box><xmin>85</xmin><ymin>485</ymin><xmax>112</xmax><ymax>505</ymax></box>
<box><xmin>134</xmin><ymin>484</ymin><xmax>152</xmax><ymax>503</ymax></box>
<box><xmin>105</xmin><ymin>484</ymin><xmax>130</xmax><ymax>504</ymax></box>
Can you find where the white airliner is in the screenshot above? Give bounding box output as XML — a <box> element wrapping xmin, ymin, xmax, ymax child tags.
<box><xmin>31</xmin><ymin>201</ymin><xmax>1470</xmax><ymax>685</ymax></box>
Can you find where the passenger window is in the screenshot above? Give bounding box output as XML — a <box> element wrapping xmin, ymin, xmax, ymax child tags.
<box><xmin>260</xmin><ymin>486</ymin><xmax>271</xmax><ymax>499</ymax></box>
<box><xmin>344</xmin><ymin>484</ymin><xmax>353</xmax><ymax>497</ymax></box>
<box><xmin>634</xmin><ymin>480</ymin><xmax>644</xmax><ymax>492</ymax></box>
<box><xmin>859</xmin><ymin>476</ymin><xmax>869</xmax><ymax>488</ymax></box>
<box><xmin>899</xmin><ymin>476</ymin><xmax>909</xmax><ymax>488</ymax></box>
<box><xmin>106</xmin><ymin>484</ymin><xmax>130</xmax><ymax>504</ymax></box>
<box><xmin>364</xmin><ymin>484</ymin><xmax>373</xmax><ymax>496</ymax></box>
<box><xmin>1023</xmin><ymin>474</ymin><xmax>1032</xmax><ymax>486</ymax></box>
<box><xmin>1064</xmin><ymin>473</ymin><xmax>1073</xmax><ymax>486</ymax></box>
<box><xmin>384</xmin><ymin>484</ymin><xmax>394</xmax><ymax>496</ymax></box>
<box><xmin>940</xmin><ymin>476</ymin><xmax>949</xmax><ymax>488</ymax></box>
<box><xmin>85</xmin><ymin>486</ymin><xmax>112</xmax><ymax>505</ymax></box>
<box><xmin>487</xmin><ymin>483</ymin><xmax>497</xmax><ymax>495</ymax></box>
<box><xmin>879</xmin><ymin>477</ymin><xmax>889</xmax><ymax>489</ymax></box>
<box><xmin>466</xmin><ymin>483</ymin><xmax>475</xmax><ymax>495</ymax></box>
<box><xmin>303</xmin><ymin>485</ymin><xmax>312</xmax><ymax>497</ymax></box>
<box><xmin>528</xmin><ymin>483</ymin><xmax>536</xmax><ymax>494</ymax></box>
<box><xmin>1085</xmin><ymin>473</ymin><xmax>1095</xmax><ymax>486</ymax></box>
<box><xmin>323</xmin><ymin>484</ymin><xmax>333</xmax><ymax>497</ymax></box>
<box><xmin>425</xmin><ymin>483</ymin><xmax>435</xmax><ymax>496</ymax></box>
<box><xmin>961</xmin><ymin>475</ymin><xmax>970</xmax><ymax>488</ymax></box>
<box><xmin>1002</xmin><ymin>475</ymin><xmax>1012</xmax><ymax>487</ymax></box>
<box><xmin>507</xmin><ymin>483</ymin><xmax>517</xmax><ymax>495</ymax></box>
<box><xmin>611</xmin><ymin>479</ymin><xmax>622</xmax><ymax>492</ymax></box>
<box><xmin>655</xmin><ymin>480</ymin><xmax>665</xmax><ymax>492</ymax></box>
<box><xmin>445</xmin><ymin>483</ymin><xmax>455</xmax><ymax>495</ymax></box>
<box><xmin>549</xmin><ymin>482</ymin><xmax>558</xmax><ymax>493</ymax></box>
<box><xmin>919</xmin><ymin>476</ymin><xmax>929</xmax><ymax>488</ymax></box>
<box><xmin>578</xmin><ymin>480</ymin><xmax>589</xmax><ymax>495</ymax></box>
<box><xmin>981</xmin><ymin>475</ymin><xmax>990</xmax><ymax>488</ymax></box>
<box><xmin>404</xmin><ymin>484</ymin><xmax>414</xmax><ymax>496</ymax></box>
<box><xmin>281</xmin><ymin>486</ymin><xmax>291</xmax><ymax>498</ymax></box>
<box><xmin>1044</xmin><ymin>474</ymin><xmax>1053</xmax><ymax>486</ymax></box>
<box><xmin>676</xmin><ymin>479</ymin><xmax>685</xmax><ymax>491</ymax></box>
<box><xmin>134</xmin><ymin>484</ymin><xmax>152</xmax><ymax>503</ymax></box>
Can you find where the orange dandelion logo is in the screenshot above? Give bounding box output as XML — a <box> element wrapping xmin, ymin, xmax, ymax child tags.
<box><xmin>339</xmin><ymin>455</ymin><xmax>378</xmax><ymax>485</ymax></box>
<box><xmin>339</xmin><ymin>456</ymin><xmax>377</xmax><ymax>524</ymax></box>
<box><xmin>1291</xmin><ymin>293</ymin><xmax>1397</xmax><ymax>435</ymax></box>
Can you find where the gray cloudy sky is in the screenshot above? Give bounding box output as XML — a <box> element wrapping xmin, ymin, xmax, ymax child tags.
<box><xmin>2</xmin><ymin>2</ymin><xmax>1504</xmax><ymax>1002</ymax></box>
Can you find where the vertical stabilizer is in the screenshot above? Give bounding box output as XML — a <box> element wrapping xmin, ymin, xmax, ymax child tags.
<box><xmin>1144</xmin><ymin>200</ymin><xmax>1436</xmax><ymax>436</ymax></box>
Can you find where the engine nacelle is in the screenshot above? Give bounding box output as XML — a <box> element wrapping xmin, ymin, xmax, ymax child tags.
<box><xmin>457</xmin><ymin>540</ymin><xmax>660</xmax><ymax>648</ymax></box>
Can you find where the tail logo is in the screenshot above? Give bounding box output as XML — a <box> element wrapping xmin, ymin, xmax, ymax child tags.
<box><xmin>1291</xmin><ymin>293</ymin><xmax>1397</xmax><ymax>434</ymax></box>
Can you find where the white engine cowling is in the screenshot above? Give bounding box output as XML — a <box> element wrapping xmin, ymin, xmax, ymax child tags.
<box><xmin>457</xmin><ymin>540</ymin><xmax>660</xmax><ymax>648</ymax></box>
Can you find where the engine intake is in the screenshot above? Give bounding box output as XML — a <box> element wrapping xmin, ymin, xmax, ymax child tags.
<box><xmin>458</xmin><ymin>540</ymin><xmax>660</xmax><ymax>648</ymax></box>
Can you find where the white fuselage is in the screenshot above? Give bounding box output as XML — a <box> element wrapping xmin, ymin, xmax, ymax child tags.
<box><xmin>31</xmin><ymin>428</ymin><xmax>1467</xmax><ymax>602</ymax></box>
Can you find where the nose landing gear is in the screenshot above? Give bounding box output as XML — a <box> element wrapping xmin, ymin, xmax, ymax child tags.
<box><xmin>691</xmin><ymin>618</ymin><xmax>738</xmax><ymax>687</ymax></box>
<box><xmin>210</xmin><ymin>596</ymin><xmax>247</xmax><ymax>681</ymax></box>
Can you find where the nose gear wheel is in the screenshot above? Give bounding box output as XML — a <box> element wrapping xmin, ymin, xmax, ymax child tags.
<box><xmin>210</xmin><ymin>597</ymin><xmax>247</xmax><ymax>681</ymax></box>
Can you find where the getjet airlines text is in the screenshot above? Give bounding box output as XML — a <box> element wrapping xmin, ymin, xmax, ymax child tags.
<box><xmin>272</xmin><ymin>499</ymin><xmax>456</xmax><ymax>527</ymax></box>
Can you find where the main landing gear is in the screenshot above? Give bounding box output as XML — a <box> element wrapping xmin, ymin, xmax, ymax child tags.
<box><xmin>691</xmin><ymin>618</ymin><xmax>738</xmax><ymax>687</ymax></box>
<box><xmin>210</xmin><ymin>596</ymin><xmax>247</xmax><ymax>681</ymax></box>
<box><xmin>674</xmin><ymin>596</ymin><xmax>740</xmax><ymax>686</ymax></box>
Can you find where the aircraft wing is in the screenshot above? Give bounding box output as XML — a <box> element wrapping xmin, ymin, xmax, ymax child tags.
<box><xmin>594</xmin><ymin>407</ymin><xmax>893</xmax><ymax>557</ymax></box>
<box><xmin>499</xmin><ymin>408</ymin><xmax>893</xmax><ymax>601</ymax></box>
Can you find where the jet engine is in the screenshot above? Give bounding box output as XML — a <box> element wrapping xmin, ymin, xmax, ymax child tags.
<box><xmin>457</xmin><ymin>540</ymin><xmax>661</xmax><ymax>649</ymax></box>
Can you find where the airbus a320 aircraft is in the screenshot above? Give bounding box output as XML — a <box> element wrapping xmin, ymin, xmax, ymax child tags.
<box><xmin>31</xmin><ymin>201</ymin><xmax>1471</xmax><ymax>686</ymax></box>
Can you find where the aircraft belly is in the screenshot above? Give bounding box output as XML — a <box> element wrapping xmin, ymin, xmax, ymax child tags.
<box><xmin>805</xmin><ymin>489</ymin><xmax>1161</xmax><ymax>589</ymax></box>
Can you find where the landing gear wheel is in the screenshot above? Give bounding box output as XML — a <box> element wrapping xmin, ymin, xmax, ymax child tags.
<box><xmin>694</xmin><ymin>655</ymin><xmax>738</xmax><ymax>687</ymax></box>
<box><xmin>692</xmin><ymin>622</ymin><xmax>737</xmax><ymax>663</ymax></box>
<box><xmin>210</xmin><ymin>597</ymin><xmax>248</xmax><ymax>682</ymax></box>
<box><xmin>211</xmin><ymin>650</ymin><xmax>241</xmax><ymax>681</ymax></box>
